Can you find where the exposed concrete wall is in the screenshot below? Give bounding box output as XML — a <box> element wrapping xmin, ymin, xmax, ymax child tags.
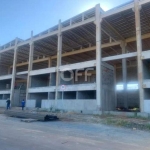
<box><xmin>13</xmin><ymin>90</ymin><xmax>20</xmax><ymax>106</ymax></box>
<box><xmin>50</xmin><ymin>73</ymin><xmax>56</xmax><ymax>86</ymax></box>
<box><xmin>28</xmin><ymin>86</ymin><xmax>56</xmax><ymax>93</ymax></box>
<box><xmin>63</xmin><ymin>91</ymin><xmax>76</xmax><ymax>99</ymax></box>
<box><xmin>116</xmin><ymin>66</ymin><xmax>139</xmax><ymax>108</ymax></box>
<box><xmin>117</xmin><ymin>90</ymin><xmax>139</xmax><ymax>108</ymax></box>
<box><xmin>31</xmin><ymin>63</ymin><xmax>115</xmax><ymax>111</ymax></box>
<box><xmin>3</xmin><ymin>94</ymin><xmax>10</xmax><ymax>99</ymax></box>
<box><xmin>0</xmin><ymin>94</ymin><xmax>10</xmax><ymax>100</ymax></box>
<box><xmin>41</xmin><ymin>99</ymin><xmax>97</xmax><ymax>111</ymax></box>
<box><xmin>60</xmin><ymin>67</ymin><xmax>98</xmax><ymax>86</ymax></box>
<box><xmin>78</xmin><ymin>91</ymin><xmax>96</xmax><ymax>99</ymax></box>
<box><xmin>58</xmin><ymin>83</ymin><xmax>96</xmax><ymax>91</ymax></box>
<box><xmin>102</xmin><ymin>88</ymin><xmax>115</xmax><ymax>111</ymax></box>
<box><xmin>31</xmin><ymin>75</ymin><xmax>49</xmax><ymax>87</ymax></box>
<box><xmin>58</xmin><ymin>92</ymin><xmax>62</xmax><ymax>99</ymax></box>
<box><xmin>144</xmin><ymin>100</ymin><xmax>150</xmax><ymax>113</ymax></box>
<box><xmin>74</xmin><ymin>69</ymin><xmax>96</xmax><ymax>84</ymax></box>
<box><xmin>0</xmin><ymin>80</ymin><xmax>11</xmax><ymax>90</ymax></box>
<box><xmin>48</xmin><ymin>92</ymin><xmax>55</xmax><ymax>99</ymax></box>
<box><xmin>143</xmin><ymin>60</ymin><xmax>150</xmax><ymax>79</ymax></box>
<box><xmin>26</xmin><ymin>99</ymin><xmax>36</xmax><ymax>108</ymax></box>
<box><xmin>41</xmin><ymin>100</ymin><xmax>54</xmax><ymax>109</ymax></box>
<box><xmin>74</xmin><ymin>74</ymin><xmax>96</xmax><ymax>84</ymax></box>
<box><xmin>102</xmin><ymin>65</ymin><xmax>115</xmax><ymax>111</ymax></box>
<box><xmin>116</xmin><ymin>66</ymin><xmax>138</xmax><ymax>83</ymax></box>
<box><xmin>144</xmin><ymin>89</ymin><xmax>150</xmax><ymax>99</ymax></box>
<box><xmin>75</xmin><ymin>75</ymin><xmax>86</xmax><ymax>84</ymax></box>
<box><xmin>12</xmin><ymin>88</ymin><xmax>26</xmax><ymax>106</ymax></box>
<box><xmin>0</xmin><ymin>100</ymin><xmax>6</xmax><ymax>107</ymax></box>
<box><xmin>30</xmin><ymin>93</ymin><xmax>48</xmax><ymax>107</ymax></box>
<box><xmin>60</xmin><ymin>71</ymin><xmax>73</xmax><ymax>85</ymax></box>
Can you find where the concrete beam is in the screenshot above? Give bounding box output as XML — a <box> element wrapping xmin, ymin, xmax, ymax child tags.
<box><xmin>10</xmin><ymin>41</ymin><xmax>121</xmax><ymax>68</ymax></box>
<box><xmin>141</xmin><ymin>50</ymin><xmax>150</xmax><ymax>59</ymax></box>
<box><xmin>30</xmin><ymin>67</ymin><xmax>56</xmax><ymax>76</ymax></box>
<box><xmin>29</xmin><ymin>60</ymin><xmax>96</xmax><ymax>76</ymax></box>
<box><xmin>16</xmin><ymin>71</ymin><xmax>28</xmax><ymax>75</ymax></box>
<box><xmin>28</xmin><ymin>86</ymin><xmax>56</xmax><ymax>93</ymax></box>
<box><xmin>0</xmin><ymin>16</ymin><xmax>94</xmax><ymax>54</ymax></box>
<box><xmin>7</xmin><ymin>31</ymin><xmax>150</xmax><ymax>68</ymax></box>
<box><xmin>143</xmin><ymin>79</ymin><xmax>150</xmax><ymax>88</ymax></box>
<box><xmin>126</xmin><ymin>33</ymin><xmax>150</xmax><ymax>43</ymax></box>
<box><xmin>101</xmin><ymin>2</ymin><xmax>134</xmax><ymax>18</ymax></box>
<box><xmin>101</xmin><ymin>0</ymin><xmax>150</xmax><ymax>18</ymax></box>
<box><xmin>0</xmin><ymin>75</ymin><xmax>12</xmax><ymax>80</ymax></box>
<box><xmin>0</xmin><ymin>90</ymin><xmax>11</xmax><ymax>95</ymax></box>
<box><xmin>62</xmin><ymin>17</ymin><xmax>95</xmax><ymax>33</ymax></box>
<box><xmin>10</xmin><ymin>57</ymin><xmax>49</xmax><ymax>68</ymax></box>
<box><xmin>139</xmin><ymin>0</ymin><xmax>150</xmax><ymax>5</ymax></box>
<box><xmin>28</xmin><ymin>83</ymin><xmax>96</xmax><ymax>93</ymax></box>
<box><xmin>1</xmin><ymin>0</ymin><xmax>150</xmax><ymax>55</ymax></box>
<box><xmin>59</xmin><ymin>60</ymin><xmax>96</xmax><ymax>71</ymax></box>
<box><xmin>102</xmin><ymin>51</ymin><xmax>137</xmax><ymax>61</ymax></box>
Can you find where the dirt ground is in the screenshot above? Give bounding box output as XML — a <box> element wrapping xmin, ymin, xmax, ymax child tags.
<box><xmin>0</xmin><ymin>113</ymin><xmax>150</xmax><ymax>150</ymax></box>
<box><xmin>1</xmin><ymin>107</ymin><xmax>150</xmax><ymax>131</ymax></box>
<box><xmin>58</xmin><ymin>112</ymin><xmax>150</xmax><ymax>131</ymax></box>
<box><xmin>20</xmin><ymin>108</ymin><xmax>150</xmax><ymax>131</ymax></box>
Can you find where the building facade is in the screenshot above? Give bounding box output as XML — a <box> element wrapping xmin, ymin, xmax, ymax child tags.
<box><xmin>0</xmin><ymin>0</ymin><xmax>150</xmax><ymax>113</ymax></box>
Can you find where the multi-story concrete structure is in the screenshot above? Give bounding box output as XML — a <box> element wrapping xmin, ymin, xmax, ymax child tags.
<box><xmin>0</xmin><ymin>0</ymin><xmax>150</xmax><ymax>113</ymax></box>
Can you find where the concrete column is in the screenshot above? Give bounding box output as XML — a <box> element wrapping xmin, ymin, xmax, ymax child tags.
<box><xmin>48</xmin><ymin>57</ymin><xmax>52</xmax><ymax>99</ymax></box>
<box><xmin>10</xmin><ymin>38</ymin><xmax>18</xmax><ymax>105</ymax></box>
<box><xmin>26</xmin><ymin>31</ymin><xmax>34</xmax><ymax>100</ymax></box>
<box><xmin>134</xmin><ymin>0</ymin><xmax>144</xmax><ymax>112</ymax></box>
<box><xmin>95</xmin><ymin>4</ymin><xmax>102</xmax><ymax>111</ymax></box>
<box><xmin>114</xmin><ymin>65</ymin><xmax>117</xmax><ymax>108</ymax></box>
<box><xmin>120</xmin><ymin>41</ymin><xmax>128</xmax><ymax>108</ymax></box>
<box><xmin>55</xmin><ymin>20</ymin><xmax>62</xmax><ymax>108</ymax></box>
<box><xmin>0</xmin><ymin>54</ymin><xmax>1</xmax><ymax>76</ymax></box>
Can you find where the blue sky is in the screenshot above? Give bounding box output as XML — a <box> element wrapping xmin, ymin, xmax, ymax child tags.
<box><xmin>0</xmin><ymin>0</ymin><xmax>131</xmax><ymax>45</ymax></box>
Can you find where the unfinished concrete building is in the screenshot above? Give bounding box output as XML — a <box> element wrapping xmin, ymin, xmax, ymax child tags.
<box><xmin>0</xmin><ymin>0</ymin><xmax>150</xmax><ymax>113</ymax></box>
